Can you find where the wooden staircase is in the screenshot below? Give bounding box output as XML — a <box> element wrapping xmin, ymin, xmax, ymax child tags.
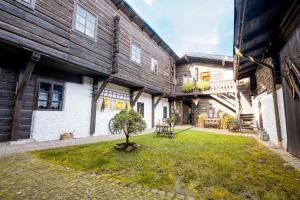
<box><xmin>237</xmin><ymin>79</ymin><xmax>257</xmax><ymax>133</ymax></box>
<box><xmin>210</xmin><ymin>93</ymin><xmax>236</xmax><ymax>112</ymax></box>
<box><xmin>239</xmin><ymin>114</ymin><xmax>257</xmax><ymax>133</ymax></box>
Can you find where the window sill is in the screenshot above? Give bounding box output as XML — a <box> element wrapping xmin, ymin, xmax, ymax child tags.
<box><xmin>130</xmin><ymin>59</ymin><xmax>141</xmax><ymax>66</ymax></box>
<box><xmin>36</xmin><ymin>109</ymin><xmax>63</xmax><ymax>112</ymax></box>
<box><xmin>71</xmin><ymin>29</ymin><xmax>97</xmax><ymax>43</ymax></box>
<box><xmin>15</xmin><ymin>0</ymin><xmax>36</xmax><ymax>9</ymax></box>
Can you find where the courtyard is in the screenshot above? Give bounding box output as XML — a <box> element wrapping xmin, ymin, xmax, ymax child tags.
<box><xmin>1</xmin><ymin>130</ymin><xmax>300</xmax><ymax>199</ymax></box>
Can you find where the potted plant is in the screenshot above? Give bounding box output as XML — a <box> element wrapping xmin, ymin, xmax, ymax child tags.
<box><xmin>112</xmin><ymin>109</ymin><xmax>146</xmax><ymax>152</ymax></box>
<box><xmin>167</xmin><ymin>114</ymin><xmax>176</xmax><ymax>126</ymax></box>
<box><xmin>196</xmin><ymin>80</ymin><xmax>210</xmax><ymax>92</ymax></box>
<box><xmin>198</xmin><ymin>113</ymin><xmax>208</xmax><ymax>128</ymax></box>
<box><xmin>182</xmin><ymin>82</ymin><xmax>195</xmax><ymax>93</ymax></box>
<box><xmin>60</xmin><ymin>131</ymin><xmax>74</xmax><ymax>140</ymax></box>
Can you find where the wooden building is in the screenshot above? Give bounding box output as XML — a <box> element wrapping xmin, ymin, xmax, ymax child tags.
<box><xmin>169</xmin><ymin>53</ymin><xmax>239</xmax><ymax>126</ymax></box>
<box><xmin>234</xmin><ymin>0</ymin><xmax>300</xmax><ymax>157</ymax></box>
<box><xmin>0</xmin><ymin>0</ymin><xmax>177</xmax><ymax>142</ymax></box>
<box><xmin>0</xmin><ymin>0</ymin><xmax>240</xmax><ymax>144</ymax></box>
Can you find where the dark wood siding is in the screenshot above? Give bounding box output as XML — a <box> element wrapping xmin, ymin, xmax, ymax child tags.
<box><xmin>0</xmin><ymin>0</ymin><xmax>174</xmax><ymax>93</ymax></box>
<box><xmin>280</xmin><ymin>25</ymin><xmax>300</xmax><ymax>158</ymax></box>
<box><xmin>0</xmin><ymin>67</ymin><xmax>16</xmax><ymax>141</ymax></box>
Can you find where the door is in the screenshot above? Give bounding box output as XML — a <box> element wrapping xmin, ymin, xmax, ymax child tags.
<box><xmin>0</xmin><ymin>68</ymin><xmax>17</xmax><ymax>142</ymax></box>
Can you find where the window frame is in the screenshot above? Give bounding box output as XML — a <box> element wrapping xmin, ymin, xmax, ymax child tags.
<box><xmin>72</xmin><ymin>4</ymin><xmax>98</xmax><ymax>41</ymax></box>
<box><xmin>36</xmin><ymin>79</ymin><xmax>65</xmax><ymax>111</ymax></box>
<box><xmin>130</xmin><ymin>43</ymin><xmax>141</xmax><ymax>65</ymax></box>
<box><xmin>150</xmin><ymin>58</ymin><xmax>158</xmax><ymax>74</ymax></box>
<box><xmin>137</xmin><ymin>102</ymin><xmax>144</xmax><ymax>118</ymax></box>
<box><xmin>201</xmin><ymin>71</ymin><xmax>211</xmax><ymax>81</ymax></box>
<box><xmin>15</xmin><ymin>0</ymin><xmax>36</xmax><ymax>9</ymax></box>
<box><xmin>163</xmin><ymin>106</ymin><xmax>168</xmax><ymax>118</ymax></box>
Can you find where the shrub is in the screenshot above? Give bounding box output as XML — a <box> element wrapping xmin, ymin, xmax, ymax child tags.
<box><xmin>196</xmin><ymin>80</ymin><xmax>210</xmax><ymax>91</ymax></box>
<box><xmin>197</xmin><ymin>113</ymin><xmax>208</xmax><ymax>127</ymax></box>
<box><xmin>112</xmin><ymin>109</ymin><xmax>146</xmax><ymax>150</ymax></box>
<box><xmin>182</xmin><ymin>82</ymin><xmax>195</xmax><ymax>93</ymax></box>
<box><xmin>167</xmin><ymin>114</ymin><xmax>176</xmax><ymax>125</ymax></box>
<box><xmin>223</xmin><ymin>114</ymin><xmax>236</xmax><ymax>129</ymax></box>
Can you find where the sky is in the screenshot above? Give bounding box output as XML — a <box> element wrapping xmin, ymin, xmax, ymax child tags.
<box><xmin>125</xmin><ymin>0</ymin><xmax>234</xmax><ymax>57</ymax></box>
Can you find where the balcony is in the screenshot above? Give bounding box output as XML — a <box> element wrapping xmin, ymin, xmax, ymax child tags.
<box><xmin>172</xmin><ymin>80</ymin><xmax>237</xmax><ymax>96</ymax></box>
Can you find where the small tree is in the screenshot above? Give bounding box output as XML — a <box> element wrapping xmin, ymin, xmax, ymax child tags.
<box><xmin>112</xmin><ymin>109</ymin><xmax>146</xmax><ymax>150</ymax></box>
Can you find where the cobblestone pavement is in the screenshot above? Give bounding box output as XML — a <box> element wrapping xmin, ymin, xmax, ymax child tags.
<box><xmin>0</xmin><ymin>154</ymin><xmax>194</xmax><ymax>200</ymax></box>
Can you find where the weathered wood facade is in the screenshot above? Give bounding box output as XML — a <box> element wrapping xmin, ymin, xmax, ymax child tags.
<box><xmin>170</xmin><ymin>54</ymin><xmax>237</xmax><ymax>126</ymax></box>
<box><xmin>0</xmin><ymin>0</ymin><xmax>177</xmax><ymax>141</ymax></box>
<box><xmin>234</xmin><ymin>0</ymin><xmax>300</xmax><ymax>157</ymax></box>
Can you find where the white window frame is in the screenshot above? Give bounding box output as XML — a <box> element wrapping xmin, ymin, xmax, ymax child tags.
<box><xmin>131</xmin><ymin>43</ymin><xmax>141</xmax><ymax>64</ymax></box>
<box><xmin>73</xmin><ymin>4</ymin><xmax>97</xmax><ymax>40</ymax></box>
<box><xmin>15</xmin><ymin>0</ymin><xmax>36</xmax><ymax>9</ymax></box>
<box><xmin>151</xmin><ymin>58</ymin><xmax>158</xmax><ymax>74</ymax></box>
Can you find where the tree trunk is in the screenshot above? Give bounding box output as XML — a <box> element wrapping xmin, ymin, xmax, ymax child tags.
<box><xmin>126</xmin><ymin>134</ymin><xmax>129</xmax><ymax>146</ymax></box>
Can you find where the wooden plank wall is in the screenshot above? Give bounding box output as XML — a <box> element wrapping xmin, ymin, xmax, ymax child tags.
<box><xmin>0</xmin><ymin>0</ymin><xmax>174</xmax><ymax>93</ymax></box>
<box><xmin>0</xmin><ymin>67</ymin><xmax>16</xmax><ymax>141</ymax></box>
<box><xmin>279</xmin><ymin>24</ymin><xmax>300</xmax><ymax>158</ymax></box>
<box><xmin>176</xmin><ymin>63</ymin><xmax>230</xmax><ymax>85</ymax></box>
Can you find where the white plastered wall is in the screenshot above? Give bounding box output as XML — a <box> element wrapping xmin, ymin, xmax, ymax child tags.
<box><xmin>31</xmin><ymin>81</ymin><xmax>93</xmax><ymax>141</ymax></box>
<box><xmin>252</xmin><ymin>88</ymin><xmax>287</xmax><ymax>148</ymax></box>
<box><xmin>132</xmin><ymin>92</ymin><xmax>153</xmax><ymax>129</ymax></box>
<box><xmin>94</xmin><ymin>83</ymin><xmax>130</xmax><ymax>136</ymax></box>
<box><xmin>154</xmin><ymin>97</ymin><xmax>169</xmax><ymax>125</ymax></box>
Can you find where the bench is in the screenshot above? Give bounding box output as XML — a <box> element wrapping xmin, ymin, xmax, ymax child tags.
<box><xmin>204</xmin><ymin>118</ymin><xmax>220</xmax><ymax>128</ymax></box>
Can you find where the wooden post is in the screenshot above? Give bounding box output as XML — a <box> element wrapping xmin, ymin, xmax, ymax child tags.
<box><xmin>11</xmin><ymin>51</ymin><xmax>41</xmax><ymax>141</ymax></box>
<box><xmin>152</xmin><ymin>95</ymin><xmax>163</xmax><ymax>128</ymax></box>
<box><xmin>130</xmin><ymin>88</ymin><xmax>144</xmax><ymax>108</ymax></box>
<box><xmin>271</xmin><ymin>57</ymin><xmax>283</xmax><ymax>148</ymax></box>
<box><xmin>89</xmin><ymin>77</ymin><xmax>110</xmax><ymax>135</ymax></box>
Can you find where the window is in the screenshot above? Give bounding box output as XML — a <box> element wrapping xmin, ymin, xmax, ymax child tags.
<box><xmin>183</xmin><ymin>74</ymin><xmax>192</xmax><ymax>83</ymax></box>
<box><xmin>223</xmin><ymin>69</ymin><xmax>233</xmax><ymax>81</ymax></box>
<box><xmin>131</xmin><ymin>44</ymin><xmax>141</xmax><ymax>64</ymax></box>
<box><xmin>37</xmin><ymin>81</ymin><xmax>64</xmax><ymax>111</ymax></box>
<box><xmin>151</xmin><ymin>58</ymin><xmax>158</xmax><ymax>74</ymax></box>
<box><xmin>201</xmin><ymin>72</ymin><xmax>211</xmax><ymax>81</ymax></box>
<box><xmin>15</xmin><ymin>0</ymin><xmax>36</xmax><ymax>8</ymax></box>
<box><xmin>163</xmin><ymin>107</ymin><xmax>168</xmax><ymax>118</ymax></box>
<box><xmin>74</xmin><ymin>5</ymin><xmax>96</xmax><ymax>39</ymax></box>
<box><xmin>137</xmin><ymin>102</ymin><xmax>144</xmax><ymax>118</ymax></box>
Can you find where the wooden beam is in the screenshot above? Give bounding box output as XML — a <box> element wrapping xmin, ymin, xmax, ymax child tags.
<box><xmin>152</xmin><ymin>95</ymin><xmax>163</xmax><ymax>128</ymax></box>
<box><xmin>89</xmin><ymin>77</ymin><xmax>110</xmax><ymax>135</ymax></box>
<box><xmin>130</xmin><ymin>15</ymin><xmax>137</xmax><ymax>22</ymax></box>
<box><xmin>116</xmin><ymin>1</ymin><xmax>125</xmax><ymax>9</ymax></box>
<box><xmin>11</xmin><ymin>51</ymin><xmax>41</xmax><ymax>141</ymax></box>
<box><xmin>130</xmin><ymin>88</ymin><xmax>144</xmax><ymax>107</ymax></box>
<box><xmin>153</xmin><ymin>95</ymin><xmax>163</xmax><ymax>109</ymax></box>
<box><xmin>271</xmin><ymin>57</ymin><xmax>283</xmax><ymax>148</ymax></box>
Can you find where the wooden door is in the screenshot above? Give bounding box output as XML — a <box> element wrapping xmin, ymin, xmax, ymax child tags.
<box><xmin>0</xmin><ymin>68</ymin><xmax>16</xmax><ymax>142</ymax></box>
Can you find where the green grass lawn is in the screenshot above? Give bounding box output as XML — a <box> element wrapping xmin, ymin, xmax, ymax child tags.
<box><xmin>33</xmin><ymin>130</ymin><xmax>300</xmax><ymax>199</ymax></box>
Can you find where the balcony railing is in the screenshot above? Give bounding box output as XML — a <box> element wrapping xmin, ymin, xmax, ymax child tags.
<box><xmin>172</xmin><ymin>80</ymin><xmax>237</xmax><ymax>95</ymax></box>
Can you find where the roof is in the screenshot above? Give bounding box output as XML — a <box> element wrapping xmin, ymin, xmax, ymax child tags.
<box><xmin>111</xmin><ymin>0</ymin><xmax>179</xmax><ymax>60</ymax></box>
<box><xmin>176</xmin><ymin>53</ymin><xmax>233</xmax><ymax>68</ymax></box>
<box><xmin>233</xmin><ymin>0</ymin><xmax>300</xmax><ymax>80</ymax></box>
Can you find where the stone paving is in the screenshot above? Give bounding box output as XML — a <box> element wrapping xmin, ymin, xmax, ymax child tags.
<box><xmin>0</xmin><ymin>154</ymin><xmax>194</xmax><ymax>200</ymax></box>
<box><xmin>1</xmin><ymin>126</ymin><xmax>300</xmax><ymax>200</ymax></box>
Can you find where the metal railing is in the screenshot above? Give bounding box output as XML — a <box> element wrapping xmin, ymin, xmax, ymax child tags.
<box><xmin>173</xmin><ymin>80</ymin><xmax>237</xmax><ymax>95</ymax></box>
